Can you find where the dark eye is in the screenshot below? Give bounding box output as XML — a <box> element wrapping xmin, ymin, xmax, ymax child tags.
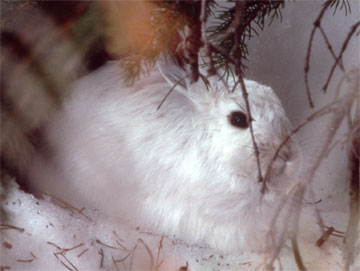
<box><xmin>229</xmin><ymin>111</ymin><xmax>248</xmax><ymax>129</ymax></box>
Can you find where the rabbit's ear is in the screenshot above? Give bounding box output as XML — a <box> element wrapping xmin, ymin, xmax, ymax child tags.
<box><xmin>157</xmin><ymin>57</ymin><xmax>188</xmax><ymax>90</ymax></box>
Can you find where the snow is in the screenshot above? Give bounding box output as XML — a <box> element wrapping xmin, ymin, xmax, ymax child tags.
<box><xmin>1</xmin><ymin>1</ymin><xmax>359</xmax><ymax>270</ymax></box>
<box><xmin>1</xmin><ymin>178</ymin><xmax>358</xmax><ymax>270</ymax></box>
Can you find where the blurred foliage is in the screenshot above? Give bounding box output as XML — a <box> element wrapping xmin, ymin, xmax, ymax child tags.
<box><xmin>118</xmin><ymin>0</ymin><xmax>286</xmax><ymax>82</ymax></box>
<box><xmin>0</xmin><ymin>0</ymin><xmax>353</xmax><ymax>84</ymax></box>
<box><xmin>0</xmin><ymin>0</ymin><xmax>107</xmax><ymax>184</ymax></box>
<box><xmin>107</xmin><ymin>0</ymin><xmax>353</xmax><ymax>83</ymax></box>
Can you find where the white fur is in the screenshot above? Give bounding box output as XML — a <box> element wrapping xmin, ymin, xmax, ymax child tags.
<box><xmin>28</xmin><ymin>60</ymin><xmax>301</xmax><ymax>253</ymax></box>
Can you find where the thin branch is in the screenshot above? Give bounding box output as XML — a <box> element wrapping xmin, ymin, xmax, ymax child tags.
<box><xmin>43</xmin><ymin>192</ymin><xmax>92</xmax><ymax>221</ymax></box>
<box><xmin>60</xmin><ymin>253</ymin><xmax>78</xmax><ymax>271</ymax></box>
<box><xmin>156</xmin><ymin>74</ymin><xmax>188</xmax><ymax>110</ymax></box>
<box><xmin>263</xmin><ymin>81</ymin><xmax>356</xmax><ymax>267</ymax></box>
<box><xmin>96</xmin><ymin>239</ymin><xmax>127</xmax><ymax>251</ymax></box>
<box><xmin>59</xmin><ymin>260</ymin><xmax>74</xmax><ymax>271</ymax></box>
<box><xmin>129</xmin><ymin>244</ymin><xmax>138</xmax><ymax>271</ymax></box>
<box><xmin>138</xmin><ymin>238</ymin><xmax>154</xmax><ymax>269</ymax></box>
<box><xmin>0</xmin><ymin>224</ymin><xmax>25</xmax><ymax>232</ymax></box>
<box><xmin>98</xmin><ymin>248</ymin><xmax>104</xmax><ymax>269</ymax></box>
<box><xmin>291</xmin><ymin>237</ymin><xmax>307</xmax><ymax>271</ymax></box>
<box><xmin>318</xmin><ymin>26</ymin><xmax>345</xmax><ymax>71</ymax></box>
<box><xmin>47</xmin><ymin>241</ymin><xmax>83</xmax><ymax>271</ymax></box>
<box><xmin>155</xmin><ymin>236</ymin><xmax>165</xmax><ymax>270</ymax></box>
<box><xmin>306</xmin><ymin>186</ymin><xmax>326</xmax><ymax>233</ymax></box>
<box><xmin>322</xmin><ymin>21</ymin><xmax>360</xmax><ymax>93</ymax></box>
<box><xmin>16</xmin><ymin>258</ymin><xmax>34</xmax><ymax>263</ymax></box>
<box><xmin>304</xmin><ymin>92</ymin><xmax>356</xmax><ymax>192</ymax></box>
<box><xmin>263</xmin><ymin>97</ymin><xmax>345</xmax><ymax>191</ymax></box>
<box><xmin>233</xmin><ymin>1</ymin><xmax>264</xmax><ymax>185</ymax></box>
<box><xmin>114</xmin><ymin>250</ymin><xmax>132</xmax><ymax>263</ymax></box>
<box><xmin>289</xmin><ymin>186</ymin><xmax>308</xmax><ymax>271</ymax></box>
<box><xmin>323</xmin><ymin>225</ymin><xmax>346</xmax><ymax>234</ymax></box>
<box><xmin>77</xmin><ymin>249</ymin><xmax>89</xmax><ymax>258</ymax></box>
<box><xmin>112</xmin><ymin>256</ymin><xmax>120</xmax><ymax>271</ymax></box>
<box><xmin>304</xmin><ymin>0</ymin><xmax>332</xmax><ymax>107</ymax></box>
<box><xmin>264</xmin><ymin>185</ymin><xmax>305</xmax><ymax>270</ymax></box>
<box><xmin>239</xmin><ymin>76</ymin><xmax>264</xmax><ymax>185</ymax></box>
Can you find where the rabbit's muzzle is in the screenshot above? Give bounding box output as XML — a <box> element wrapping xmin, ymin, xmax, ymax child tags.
<box><xmin>260</xmin><ymin>139</ymin><xmax>302</xmax><ymax>188</ymax></box>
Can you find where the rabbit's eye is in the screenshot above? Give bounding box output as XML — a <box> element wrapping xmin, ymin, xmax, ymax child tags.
<box><xmin>229</xmin><ymin>111</ymin><xmax>248</xmax><ymax>129</ymax></box>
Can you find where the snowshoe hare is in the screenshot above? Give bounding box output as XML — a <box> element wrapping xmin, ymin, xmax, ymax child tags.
<box><xmin>28</xmin><ymin>59</ymin><xmax>302</xmax><ymax>253</ymax></box>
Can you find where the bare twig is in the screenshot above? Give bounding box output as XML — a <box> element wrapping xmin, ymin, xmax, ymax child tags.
<box><xmin>129</xmin><ymin>244</ymin><xmax>138</xmax><ymax>271</ymax></box>
<box><xmin>112</xmin><ymin>256</ymin><xmax>120</xmax><ymax>271</ymax></box>
<box><xmin>239</xmin><ymin>76</ymin><xmax>264</xmax><ymax>185</ymax></box>
<box><xmin>61</xmin><ymin>255</ymin><xmax>78</xmax><ymax>270</ymax></box>
<box><xmin>304</xmin><ymin>0</ymin><xmax>332</xmax><ymax>107</ymax></box>
<box><xmin>47</xmin><ymin>242</ymin><xmax>84</xmax><ymax>253</ymax></box>
<box><xmin>178</xmin><ymin>261</ymin><xmax>189</xmax><ymax>270</ymax></box>
<box><xmin>114</xmin><ymin>250</ymin><xmax>132</xmax><ymax>263</ymax></box>
<box><xmin>316</xmin><ymin>226</ymin><xmax>345</xmax><ymax>246</ymax></box>
<box><xmin>16</xmin><ymin>252</ymin><xmax>37</xmax><ymax>263</ymax></box>
<box><xmin>316</xmin><ymin>226</ymin><xmax>335</xmax><ymax>247</ymax></box>
<box><xmin>138</xmin><ymin>238</ymin><xmax>154</xmax><ymax>269</ymax></box>
<box><xmin>291</xmin><ymin>237</ymin><xmax>307</xmax><ymax>271</ymax></box>
<box><xmin>16</xmin><ymin>258</ymin><xmax>34</xmax><ymax>263</ymax></box>
<box><xmin>96</xmin><ymin>239</ymin><xmax>127</xmax><ymax>251</ymax></box>
<box><xmin>155</xmin><ymin>236</ymin><xmax>165</xmax><ymax>270</ymax></box>
<box><xmin>30</xmin><ymin>252</ymin><xmax>36</xmax><ymax>259</ymax></box>
<box><xmin>306</xmin><ymin>187</ymin><xmax>326</xmax><ymax>233</ymax></box>
<box><xmin>112</xmin><ymin>230</ymin><xmax>128</xmax><ymax>250</ymax></box>
<box><xmin>322</xmin><ymin>21</ymin><xmax>360</xmax><ymax>93</ymax></box>
<box><xmin>156</xmin><ymin>73</ymin><xmax>188</xmax><ymax>110</ymax></box>
<box><xmin>43</xmin><ymin>192</ymin><xmax>92</xmax><ymax>221</ymax></box>
<box><xmin>98</xmin><ymin>248</ymin><xmax>104</xmax><ymax>269</ymax></box>
<box><xmin>263</xmin><ymin>80</ymin><xmax>357</xmax><ymax>267</ymax></box>
<box><xmin>233</xmin><ymin>1</ymin><xmax>264</xmax><ymax>185</ymax></box>
<box><xmin>318</xmin><ymin>26</ymin><xmax>345</xmax><ymax>71</ymax></box>
<box><xmin>77</xmin><ymin>248</ymin><xmax>89</xmax><ymax>258</ymax></box>
<box><xmin>59</xmin><ymin>260</ymin><xmax>74</xmax><ymax>271</ymax></box>
<box><xmin>47</xmin><ymin>241</ymin><xmax>63</xmax><ymax>250</ymax></box>
<box><xmin>289</xmin><ymin>185</ymin><xmax>308</xmax><ymax>271</ymax></box>
<box><xmin>323</xmin><ymin>225</ymin><xmax>346</xmax><ymax>235</ymax></box>
<box><xmin>264</xmin><ymin>97</ymin><xmax>345</xmax><ymax>190</ymax></box>
<box><xmin>304</xmin><ymin>94</ymin><xmax>355</xmax><ymax>189</ymax></box>
<box><xmin>47</xmin><ymin>241</ymin><xmax>83</xmax><ymax>271</ymax></box>
<box><xmin>0</xmin><ymin>224</ymin><xmax>25</xmax><ymax>232</ymax></box>
<box><xmin>265</xmin><ymin>185</ymin><xmax>305</xmax><ymax>270</ymax></box>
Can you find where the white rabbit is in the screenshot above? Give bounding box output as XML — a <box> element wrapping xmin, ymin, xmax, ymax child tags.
<box><xmin>27</xmin><ymin>59</ymin><xmax>302</xmax><ymax>253</ymax></box>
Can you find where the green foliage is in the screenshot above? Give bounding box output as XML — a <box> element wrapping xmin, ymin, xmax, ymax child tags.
<box><xmin>121</xmin><ymin>0</ymin><xmax>352</xmax><ymax>83</ymax></box>
<box><xmin>208</xmin><ymin>0</ymin><xmax>285</xmax><ymax>79</ymax></box>
<box><xmin>121</xmin><ymin>0</ymin><xmax>286</xmax><ymax>83</ymax></box>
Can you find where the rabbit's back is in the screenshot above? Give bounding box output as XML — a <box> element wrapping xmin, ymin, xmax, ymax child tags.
<box><xmin>28</xmin><ymin>62</ymin><xmax>204</xmax><ymax>220</ymax></box>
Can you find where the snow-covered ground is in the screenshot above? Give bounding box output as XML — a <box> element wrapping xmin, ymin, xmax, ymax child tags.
<box><xmin>1</xmin><ymin>178</ymin><xmax>356</xmax><ymax>271</ymax></box>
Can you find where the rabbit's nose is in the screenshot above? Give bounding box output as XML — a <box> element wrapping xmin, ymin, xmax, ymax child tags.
<box><xmin>268</xmin><ymin>157</ymin><xmax>286</xmax><ymax>177</ymax></box>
